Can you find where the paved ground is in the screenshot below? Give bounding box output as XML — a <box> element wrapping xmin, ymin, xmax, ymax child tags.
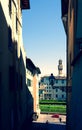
<box><xmin>31</xmin><ymin>122</ymin><xmax>66</xmax><ymax>130</ymax></box>
<box><xmin>21</xmin><ymin>114</ymin><xmax>66</xmax><ymax>130</ymax></box>
<box><xmin>34</xmin><ymin>113</ymin><xmax>66</xmax><ymax>124</ymax></box>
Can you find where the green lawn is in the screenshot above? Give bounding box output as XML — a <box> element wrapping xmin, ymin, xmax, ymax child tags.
<box><xmin>39</xmin><ymin>104</ymin><xmax>66</xmax><ymax>114</ymax></box>
<box><xmin>39</xmin><ymin>100</ymin><xmax>66</xmax><ymax>105</ymax></box>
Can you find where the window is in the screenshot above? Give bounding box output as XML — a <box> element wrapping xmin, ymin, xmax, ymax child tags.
<box><xmin>56</xmin><ymin>88</ymin><xmax>58</xmax><ymax>92</ymax></box>
<box><xmin>16</xmin><ymin>14</ymin><xmax>18</xmax><ymax>33</ymax></box>
<box><xmin>41</xmin><ymin>78</ymin><xmax>44</xmax><ymax>82</ymax></box>
<box><xmin>62</xmin><ymin>80</ymin><xmax>64</xmax><ymax>84</ymax></box>
<box><xmin>9</xmin><ymin>66</ymin><xmax>15</xmax><ymax>91</ymax></box>
<box><xmin>56</xmin><ymin>80</ymin><xmax>58</xmax><ymax>83</ymax></box>
<box><xmin>62</xmin><ymin>95</ymin><xmax>64</xmax><ymax>98</ymax></box>
<box><xmin>8</xmin><ymin>27</ymin><xmax>12</xmax><ymax>50</ymax></box>
<box><xmin>27</xmin><ymin>79</ymin><xmax>31</xmax><ymax>87</ymax></box>
<box><xmin>20</xmin><ymin>75</ymin><xmax>23</xmax><ymax>89</ymax></box>
<box><xmin>56</xmin><ymin>94</ymin><xmax>58</xmax><ymax>98</ymax></box>
<box><xmin>62</xmin><ymin>87</ymin><xmax>65</xmax><ymax>92</ymax></box>
<box><xmin>9</xmin><ymin>0</ymin><xmax>12</xmax><ymax>17</ymax></box>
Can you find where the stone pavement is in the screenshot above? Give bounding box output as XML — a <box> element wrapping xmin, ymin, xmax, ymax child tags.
<box><xmin>25</xmin><ymin>122</ymin><xmax>66</xmax><ymax>130</ymax></box>
<box><xmin>21</xmin><ymin>114</ymin><xmax>66</xmax><ymax>130</ymax></box>
<box><xmin>35</xmin><ymin>113</ymin><xmax>66</xmax><ymax>124</ymax></box>
<box><xmin>35</xmin><ymin>122</ymin><xmax>65</xmax><ymax>130</ymax></box>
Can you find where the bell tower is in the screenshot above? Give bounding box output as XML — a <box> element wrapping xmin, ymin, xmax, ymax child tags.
<box><xmin>58</xmin><ymin>59</ymin><xmax>63</xmax><ymax>76</ymax></box>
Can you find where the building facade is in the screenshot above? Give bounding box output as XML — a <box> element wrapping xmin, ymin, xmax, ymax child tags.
<box><xmin>0</xmin><ymin>0</ymin><xmax>30</xmax><ymax>130</ymax></box>
<box><xmin>39</xmin><ymin>60</ymin><xmax>66</xmax><ymax>101</ymax></box>
<box><xmin>26</xmin><ymin>58</ymin><xmax>41</xmax><ymax>118</ymax></box>
<box><xmin>61</xmin><ymin>0</ymin><xmax>82</xmax><ymax>130</ymax></box>
<box><xmin>39</xmin><ymin>75</ymin><xmax>66</xmax><ymax>101</ymax></box>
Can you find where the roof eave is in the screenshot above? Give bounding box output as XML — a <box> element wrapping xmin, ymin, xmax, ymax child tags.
<box><xmin>61</xmin><ymin>0</ymin><xmax>68</xmax><ymax>34</ymax></box>
<box><xmin>21</xmin><ymin>0</ymin><xmax>30</xmax><ymax>10</ymax></box>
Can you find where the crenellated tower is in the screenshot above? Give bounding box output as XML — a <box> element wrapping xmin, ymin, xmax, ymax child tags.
<box><xmin>58</xmin><ymin>59</ymin><xmax>63</xmax><ymax>76</ymax></box>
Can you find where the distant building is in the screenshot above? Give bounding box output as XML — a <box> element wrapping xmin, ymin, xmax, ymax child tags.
<box><xmin>39</xmin><ymin>75</ymin><xmax>66</xmax><ymax>101</ymax></box>
<box><xmin>39</xmin><ymin>60</ymin><xmax>66</xmax><ymax>101</ymax></box>
<box><xmin>26</xmin><ymin>58</ymin><xmax>41</xmax><ymax>117</ymax></box>
<box><xmin>54</xmin><ymin>76</ymin><xmax>66</xmax><ymax>100</ymax></box>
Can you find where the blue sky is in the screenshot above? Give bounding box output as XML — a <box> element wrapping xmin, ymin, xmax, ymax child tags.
<box><xmin>22</xmin><ymin>0</ymin><xmax>66</xmax><ymax>76</ymax></box>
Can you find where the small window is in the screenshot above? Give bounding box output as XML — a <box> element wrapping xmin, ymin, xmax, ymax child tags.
<box><xmin>20</xmin><ymin>75</ymin><xmax>23</xmax><ymax>89</ymax></box>
<box><xmin>62</xmin><ymin>80</ymin><xmax>64</xmax><ymax>84</ymax></box>
<box><xmin>56</xmin><ymin>94</ymin><xmax>58</xmax><ymax>98</ymax></box>
<box><xmin>62</xmin><ymin>87</ymin><xmax>65</xmax><ymax>92</ymax></box>
<box><xmin>27</xmin><ymin>79</ymin><xmax>31</xmax><ymax>87</ymax></box>
<box><xmin>9</xmin><ymin>0</ymin><xmax>12</xmax><ymax>17</ymax></box>
<box><xmin>16</xmin><ymin>14</ymin><xmax>18</xmax><ymax>33</ymax></box>
<box><xmin>9</xmin><ymin>66</ymin><xmax>15</xmax><ymax>91</ymax></box>
<box><xmin>41</xmin><ymin>78</ymin><xmax>44</xmax><ymax>82</ymax></box>
<box><xmin>62</xmin><ymin>95</ymin><xmax>64</xmax><ymax>98</ymax></box>
<box><xmin>56</xmin><ymin>88</ymin><xmax>58</xmax><ymax>92</ymax></box>
<box><xmin>8</xmin><ymin>27</ymin><xmax>13</xmax><ymax>50</ymax></box>
<box><xmin>56</xmin><ymin>80</ymin><xmax>58</xmax><ymax>83</ymax></box>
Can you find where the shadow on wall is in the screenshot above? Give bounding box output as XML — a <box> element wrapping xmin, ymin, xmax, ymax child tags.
<box><xmin>0</xmin><ymin>2</ymin><xmax>33</xmax><ymax>130</ymax></box>
<box><xmin>0</xmin><ymin>3</ymin><xmax>10</xmax><ymax>130</ymax></box>
<box><xmin>19</xmin><ymin>49</ymin><xmax>34</xmax><ymax>125</ymax></box>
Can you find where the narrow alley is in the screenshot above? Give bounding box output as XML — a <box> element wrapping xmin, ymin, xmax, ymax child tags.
<box><xmin>1</xmin><ymin>0</ymin><xmax>82</xmax><ymax>130</ymax></box>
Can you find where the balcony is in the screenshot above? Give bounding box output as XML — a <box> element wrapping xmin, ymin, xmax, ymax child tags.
<box><xmin>21</xmin><ymin>0</ymin><xmax>30</xmax><ymax>10</ymax></box>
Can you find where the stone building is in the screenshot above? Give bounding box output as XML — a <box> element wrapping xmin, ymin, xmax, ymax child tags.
<box><xmin>0</xmin><ymin>0</ymin><xmax>31</xmax><ymax>129</ymax></box>
<box><xmin>26</xmin><ymin>58</ymin><xmax>41</xmax><ymax>118</ymax></box>
<box><xmin>39</xmin><ymin>60</ymin><xmax>66</xmax><ymax>101</ymax></box>
<box><xmin>61</xmin><ymin>0</ymin><xmax>82</xmax><ymax>130</ymax></box>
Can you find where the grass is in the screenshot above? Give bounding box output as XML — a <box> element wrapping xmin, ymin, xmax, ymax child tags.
<box><xmin>39</xmin><ymin>100</ymin><xmax>66</xmax><ymax>105</ymax></box>
<box><xmin>39</xmin><ymin>104</ymin><xmax>66</xmax><ymax>114</ymax></box>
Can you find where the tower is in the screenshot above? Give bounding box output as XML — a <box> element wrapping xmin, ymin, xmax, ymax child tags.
<box><xmin>58</xmin><ymin>59</ymin><xmax>63</xmax><ymax>76</ymax></box>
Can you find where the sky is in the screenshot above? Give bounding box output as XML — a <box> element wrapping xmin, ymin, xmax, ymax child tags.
<box><xmin>22</xmin><ymin>0</ymin><xmax>66</xmax><ymax>76</ymax></box>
